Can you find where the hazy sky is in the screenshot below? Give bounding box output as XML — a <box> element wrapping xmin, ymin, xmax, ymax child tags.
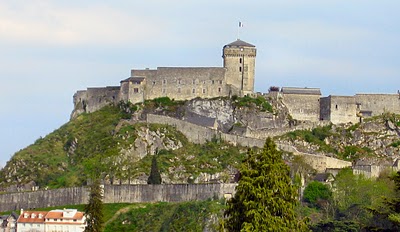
<box><xmin>1</xmin><ymin>0</ymin><xmax>399</xmax><ymax>167</ymax></box>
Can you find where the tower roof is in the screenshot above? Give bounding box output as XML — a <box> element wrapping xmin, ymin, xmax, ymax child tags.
<box><xmin>224</xmin><ymin>39</ymin><xmax>255</xmax><ymax>48</ymax></box>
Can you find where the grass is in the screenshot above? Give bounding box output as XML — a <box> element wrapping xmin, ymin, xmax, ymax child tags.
<box><xmin>232</xmin><ymin>95</ymin><xmax>273</xmax><ymax>112</ymax></box>
<box><xmin>284</xmin><ymin>125</ymin><xmax>337</xmax><ymax>153</ymax></box>
<box><xmin>104</xmin><ymin>200</ymin><xmax>225</xmax><ymax>232</ymax></box>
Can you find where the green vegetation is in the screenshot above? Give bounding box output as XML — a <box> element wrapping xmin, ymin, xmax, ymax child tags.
<box><xmin>147</xmin><ymin>155</ymin><xmax>162</xmax><ymax>184</ymax></box>
<box><xmin>85</xmin><ymin>179</ymin><xmax>104</xmax><ymax>232</ymax></box>
<box><xmin>0</xmin><ymin>98</ymin><xmax>247</xmax><ymax>189</ymax></box>
<box><xmin>303</xmin><ymin>181</ymin><xmax>332</xmax><ymax>208</ymax></box>
<box><xmin>232</xmin><ymin>95</ymin><xmax>273</xmax><ymax>112</ymax></box>
<box><xmin>224</xmin><ymin>138</ymin><xmax>308</xmax><ymax>231</ymax></box>
<box><xmin>298</xmin><ymin>168</ymin><xmax>396</xmax><ymax>230</ymax></box>
<box><xmin>284</xmin><ymin>125</ymin><xmax>336</xmax><ymax>153</ymax></box>
<box><xmin>390</xmin><ymin>140</ymin><xmax>400</xmax><ymax>148</ymax></box>
<box><xmin>104</xmin><ymin>200</ymin><xmax>224</xmax><ymax>232</ymax></box>
<box><xmin>338</xmin><ymin>146</ymin><xmax>374</xmax><ymax>161</ymax></box>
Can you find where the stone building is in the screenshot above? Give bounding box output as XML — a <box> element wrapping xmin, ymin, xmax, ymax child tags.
<box><xmin>71</xmin><ymin>39</ymin><xmax>257</xmax><ymax>118</ymax></box>
<box><xmin>280</xmin><ymin>87</ymin><xmax>321</xmax><ymax>122</ymax></box>
<box><xmin>71</xmin><ymin>38</ymin><xmax>400</xmax><ymax>125</ymax></box>
<box><xmin>320</xmin><ymin>95</ymin><xmax>358</xmax><ymax>124</ymax></box>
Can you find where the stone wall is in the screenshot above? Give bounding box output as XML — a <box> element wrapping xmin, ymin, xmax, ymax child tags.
<box><xmin>282</xmin><ymin>94</ymin><xmax>321</xmax><ymax>122</ymax></box>
<box><xmin>356</xmin><ymin>94</ymin><xmax>400</xmax><ymax>117</ymax></box>
<box><xmin>146</xmin><ymin>114</ymin><xmax>351</xmax><ymax>172</ymax></box>
<box><xmin>132</xmin><ymin>67</ymin><xmax>229</xmax><ymax>102</ymax></box>
<box><xmin>300</xmin><ymin>153</ymin><xmax>352</xmax><ymax>172</ymax></box>
<box><xmin>147</xmin><ymin>114</ymin><xmax>218</xmax><ymax>144</ymax></box>
<box><xmin>320</xmin><ymin>96</ymin><xmax>358</xmax><ymax>124</ymax></box>
<box><xmin>0</xmin><ymin>184</ymin><xmax>237</xmax><ymax>212</ymax></box>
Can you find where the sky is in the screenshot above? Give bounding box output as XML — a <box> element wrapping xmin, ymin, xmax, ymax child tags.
<box><xmin>1</xmin><ymin>0</ymin><xmax>400</xmax><ymax>167</ymax></box>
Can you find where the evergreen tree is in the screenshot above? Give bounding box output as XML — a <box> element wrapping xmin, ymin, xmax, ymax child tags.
<box><xmin>147</xmin><ymin>154</ymin><xmax>162</xmax><ymax>184</ymax></box>
<box><xmin>84</xmin><ymin>179</ymin><xmax>104</xmax><ymax>232</ymax></box>
<box><xmin>224</xmin><ymin>138</ymin><xmax>308</xmax><ymax>231</ymax></box>
<box><xmin>367</xmin><ymin>171</ymin><xmax>400</xmax><ymax>230</ymax></box>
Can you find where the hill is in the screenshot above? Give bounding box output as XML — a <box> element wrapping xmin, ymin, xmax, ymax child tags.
<box><xmin>1</xmin><ymin>96</ymin><xmax>400</xmax><ymax>191</ymax></box>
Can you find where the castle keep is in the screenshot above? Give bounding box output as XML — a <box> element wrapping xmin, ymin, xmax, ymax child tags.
<box><xmin>72</xmin><ymin>39</ymin><xmax>256</xmax><ymax>118</ymax></box>
<box><xmin>72</xmin><ymin>39</ymin><xmax>400</xmax><ymax>124</ymax></box>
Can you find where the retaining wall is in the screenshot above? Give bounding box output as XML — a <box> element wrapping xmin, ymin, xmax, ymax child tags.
<box><xmin>0</xmin><ymin>184</ymin><xmax>237</xmax><ymax>212</ymax></box>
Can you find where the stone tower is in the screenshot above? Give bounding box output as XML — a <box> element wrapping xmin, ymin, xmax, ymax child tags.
<box><xmin>223</xmin><ymin>39</ymin><xmax>256</xmax><ymax>96</ymax></box>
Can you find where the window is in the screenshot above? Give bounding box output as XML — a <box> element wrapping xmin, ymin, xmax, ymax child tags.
<box><xmin>219</xmin><ymin>80</ymin><xmax>223</xmax><ymax>84</ymax></box>
<box><xmin>239</xmin><ymin>58</ymin><xmax>242</xmax><ymax>63</ymax></box>
<box><xmin>202</xmin><ymin>89</ymin><xmax>206</xmax><ymax>94</ymax></box>
<box><xmin>163</xmin><ymin>79</ymin><xmax>167</xmax><ymax>85</ymax></box>
<box><xmin>192</xmin><ymin>79</ymin><xmax>196</xmax><ymax>84</ymax></box>
<box><xmin>239</xmin><ymin>67</ymin><xmax>242</xmax><ymax>72</ymax></box>
<box><xmin>335</xmin><ymin>105</ymin><xmax>338</xmax><ymax>110</ymax></box>
<box><xmin>178</xmin><ymin>79</ymin><xmax>181</xmax><ymax>84</ymax></box>
<box><xmin>203</xmin><ymin>80</ymin><xmax>206</xmax><ymax>84</ymax></box>
<box><xmin>218</xmin><ymin>87</ymin><xmax>221</xmax><ymax>93</ymax></box>
<box><xmin>192</xmin><ymin>88</ymin><xmax>196</xmax><ymax>94</ymax></box>
<box><xmin>152</xmin><ymin>81</ymin><xmax>156</xmax><ymax>85</ymax></box>
<box><xmin>133</xmin><ymin>88</ymin><xmax>139</xmax><ymax>93</ymax></box>
<box><xmin>212</xmin><ymin>80</ymin><xmax>215</xmax><ymax>84</ymax></box>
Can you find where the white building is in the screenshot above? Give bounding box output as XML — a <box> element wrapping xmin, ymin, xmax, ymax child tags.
<box><xmin>17</xmin><ymin>209</ymin><xmax>86</xmax><ymax>232</ymax></box>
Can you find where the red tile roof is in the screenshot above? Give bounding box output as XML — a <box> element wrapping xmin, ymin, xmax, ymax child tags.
<box><xmin>17</xmin><ymin>211</ymin><xmax>47</xmax><ymax>223</ymax></box>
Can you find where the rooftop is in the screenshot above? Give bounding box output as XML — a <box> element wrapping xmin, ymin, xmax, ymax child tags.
<box><xmin>224</xmin><ymin>39</ymin><xmax>255</xmax><ymax>48</ymax></box>
<box><xmin>281</xmin><ymin>87</ymin><xmax>321</xmax><ymax>95</ymax></box>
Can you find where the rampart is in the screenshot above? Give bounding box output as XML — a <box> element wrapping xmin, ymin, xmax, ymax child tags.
<box><xmin>356</xmin><ymin>94</ymin><xmax>400</xmax><ymax>116</ymax></box>
<box><xmin>146</xmin><ymin>114</ymin><xmax>351</xmax><ymax>172</ymax></box>
<box><xmin>0</xmin><ymin>184</ymin><xmax>237</xmax><ymax>212</ymax></box>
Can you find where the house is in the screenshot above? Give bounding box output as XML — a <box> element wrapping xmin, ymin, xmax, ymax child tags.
<box><xmin>16</xmin><ymin>209</ymin><xmax>85</xmax><ymax>232</ymax></box>
<box><xmin>44</xmin><ymin>209</ymin><xmax>86</xmax><ymax>232</ymax></box>
<box><xmin>0</xmin><ymin>212</ymin><xmax>18</xmax><ymax>232</ymax></box>
<box><xmin>17</xmin><ymin>210</ymin><xmax>47</xmax><ymax>232</ymax></box>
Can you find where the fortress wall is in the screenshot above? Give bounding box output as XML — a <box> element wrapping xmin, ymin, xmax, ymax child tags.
<box><xmin>320</xmin><ymin>97</ymin><xmax>331</xmax><ymax>121</ymax></box>
<box><xmin>245</xmin><ymin>121</ymin><xmax>331</xmax><ymax>139</ymax></box>
<box><xmin>282</xmin><ymin>94</ymin><xmax>321</xmax><ymax>122</ymax></box>
<box><xmin>146</xmin><ymin>114</ymin><xmax>217</xmax><ymax>143</ymax></box>
<box><xmin>85</xmin><ymin>87</ymin><xmax>120</xmax><ymax>113</ymax></box>
<box><xmin>220</xmin><ymin>133</ymin><xmax>265</xmax><ymax>148</ymax></box>
<box><xmin>328</xmin><ymin>96</ymin><xmax>358</xmax><ymax>124</ymax></box>
<box><xmin>0</xmin><ymin>187</ymin><xmax>89</xmax><ymax>212</ymax></box>
<box><xmin>299</xmin><ymin>153</ymin><xmax>352</xmax><ymax>172</ymax></box>
<box><xmin>356</xmin><ymin>94</ymin><xmax>400</xmax><ymax>116</ymax></box>
<box><xmin>140</xmin><ymin>67</ymin><xmax>229</xmax><ymax>102</ymax></box>
<box><xmin>0</xmin><ymin>184</ymin><xmax>237</xmax><ymax>212</ymax></box>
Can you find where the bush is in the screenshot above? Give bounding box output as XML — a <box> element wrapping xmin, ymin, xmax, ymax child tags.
<box><xmin>303</xmin><ymin>181</ymin><xmax>332</xmax><ymax>208</ymax></box>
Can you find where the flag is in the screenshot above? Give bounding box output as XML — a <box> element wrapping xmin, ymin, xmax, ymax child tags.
<box><xmin>239</xmin><ymin>21</ymin><xmax>244</xmax><ymax>27</ymax></box>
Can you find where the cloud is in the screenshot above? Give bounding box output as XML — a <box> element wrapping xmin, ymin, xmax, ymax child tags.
<box><xmin>0</xmin><ymin>1</ymin><xmax>171</xmax><ymax>46</ymax></box>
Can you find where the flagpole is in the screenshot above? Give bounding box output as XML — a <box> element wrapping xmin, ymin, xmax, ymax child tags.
<box><xmin>238</xmin><ymin>21</ymin><xmax>244</xmax><ymax>39</ymax></box>
<box><xmin>237</xmin><ymin>21</ymin><xmax>240</xmax><ymax>39</ymax></box>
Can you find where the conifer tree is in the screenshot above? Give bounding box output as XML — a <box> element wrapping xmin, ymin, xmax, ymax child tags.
<box><xmin>147</xmin><ymin>154</ymin><xmax>162</xmax><ymax>184</ymax></box>
<box><xmin>224</xmin><ymin>138</ymin><xmax>308</xmax><ymax>231</ymax></box>
<box><xmin>84</xmin><ymin>179</ymin><xmax>104</xmax><ymax>232</ymax></box>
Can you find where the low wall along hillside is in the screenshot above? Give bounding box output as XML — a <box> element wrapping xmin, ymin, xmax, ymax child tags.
<box><xmin>0</xmin><ymin>184</ymin><xmax>237</xmax><ymax>212</ymax></box>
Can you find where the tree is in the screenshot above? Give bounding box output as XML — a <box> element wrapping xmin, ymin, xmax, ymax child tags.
<box><xmin>223</xmin><ymin>138</ymin><xmax>308</xmax><ymax>231</ymax></box>
<box><xmin>147</xmin><ymin>154</ymin><xmax>162</xmax><ymax>184</ymax></box>
<box><xmin>84</xmin><ymin>179</ymin><xmax>104</xmax><ymax>232</ymax></box>
<box><xmin>303</xmin><ymin>181</ymin><xmax>332</xmax><ymax>208</ymax></box>
<box><xmin>367</xmin><ymin>170</ymin><xmax>399</xmax><ymax>231</ymax></box>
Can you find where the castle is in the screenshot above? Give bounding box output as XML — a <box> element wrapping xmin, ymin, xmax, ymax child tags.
<box><xmin>72</xmin><ymin>39</ymin><xmax>400</xmax><ymax>124</ymax></box>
